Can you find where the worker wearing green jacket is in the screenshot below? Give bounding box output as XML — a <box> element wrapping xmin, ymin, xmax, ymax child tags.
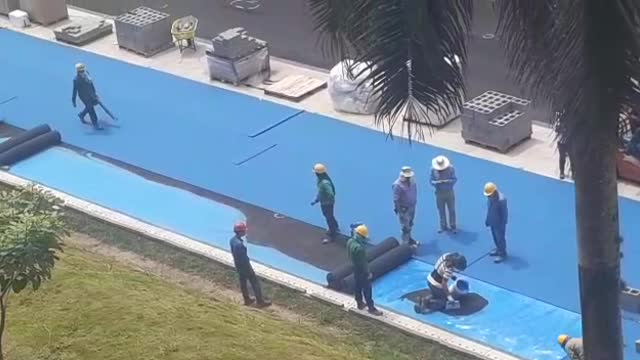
<box><xmin>347</xmin><ymin>224</ymin><xmax>383</xmax><ymax>316</ymax></box>
<box><xmin>311</xmin><ymin>163</ymin><xmax>339</xmax><ymax>244</ymax></box>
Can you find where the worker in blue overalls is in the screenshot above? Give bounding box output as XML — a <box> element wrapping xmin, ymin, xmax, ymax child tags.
<box><xmin>484</xmin><ymin>182</ymin><xmax>508</xmax><ymax>264</ymax></box>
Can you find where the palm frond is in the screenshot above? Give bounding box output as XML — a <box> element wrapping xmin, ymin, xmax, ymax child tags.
<box><xmin>309</xmin><ymin>0</ymin><xmax>472</xmax><ymax>140</ymax></box>
<box><xmin>496</xmin><ymin>0</ymin><xmax>640</xmax><ymax>151</ymax></box>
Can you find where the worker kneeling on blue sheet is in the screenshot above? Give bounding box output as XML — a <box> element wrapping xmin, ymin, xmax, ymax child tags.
<box><xmin>418</xmin><ymin>252</ymin><xmax>468</xmax><ymax>313</ymax></box>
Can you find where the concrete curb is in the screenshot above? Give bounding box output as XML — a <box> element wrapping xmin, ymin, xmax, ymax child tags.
<box><xmin>0</xmin><ymin>169</ymin><xmax>521</xmax><ymax>360</ymax></box>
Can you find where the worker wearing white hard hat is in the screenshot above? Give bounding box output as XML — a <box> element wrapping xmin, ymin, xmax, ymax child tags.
<box><xmin>72</xmin><ymin>62</ymin><xmax>103</xmax><ymax>130</ymax></box>
<box><xmin>430</xmin><ymin>155</ymin><xmax>457</xmax><ymax>234</ymax></box>
<box><xmin>392</xmin><ymin>166</ymin><xmax>419</xmax><ymax>246</ymax></box>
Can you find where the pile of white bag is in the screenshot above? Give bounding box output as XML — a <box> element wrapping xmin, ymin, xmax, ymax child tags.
<box><xmin>328</xmin><ymin>60</ymin><xmax>379</xmax><ymax>115</ymax></box>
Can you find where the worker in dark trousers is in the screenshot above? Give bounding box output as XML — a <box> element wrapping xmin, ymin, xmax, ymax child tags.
<box><xmin>430</xmin><ymin>155</ymin><xmax>457</xmax><ymax>233</ymax></box>
<box><xmin>72</xmin><ymin>63</ymin><xmax>102</xmax><ymax>130</ymax></box>
<box><xmin>347</xmin><ymin>224</ymin><xmax>383</xmax><ymax>316</ymax></box>
<box><xmin>392</xmin><ymin>166</ymin><xmax>419</xmax><ymax>246</ymax></box>
<box><xmin>484</xmin><ymin>182</ymin><xmax>508</xmax><ymax>263</ymax></box>
<box><xmin>557</xmin><ymin>335</ymin><xmax>584</xmax><ymax>360</ymax></box>
<box><xmin>229</xmin><ymin>222</ymin><xmax>271</xmax><ymax>308</ymax></box>
<box><xmin>554</xmin><ymin>112</ymin><xmax>570</xmax><ymax>179</ymax></box>
<box><xmin>310</xmin><ymin>163</ymin><xmax>339</xmax><ymax>244</ymax></box>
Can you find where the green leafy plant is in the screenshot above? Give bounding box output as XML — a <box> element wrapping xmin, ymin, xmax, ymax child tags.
<box><xmin>0</xmin><ymin>185</ymin><xmax>68</xmax><ymax>360</ymax></box>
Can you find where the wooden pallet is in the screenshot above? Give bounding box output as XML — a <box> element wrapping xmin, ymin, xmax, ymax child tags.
<box><xmin>118</xmin><ymin>42</ymin><xmax>174</xmax><ymax>58</ymax></box>
<box><xmin>264</xmin><ymin>75</ymin><xmax>327</xmax><ymax>102</ymax></box>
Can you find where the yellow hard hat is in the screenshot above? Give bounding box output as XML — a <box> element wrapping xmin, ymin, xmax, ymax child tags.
<box><xmin>355</xmin><ymin>224</ymin><xmax>369</xmax><ymax>238</ymax></box>
<box><xmin>557</xmin><ymin>334</ymin><xmax>569</xmax><ymax>346</ymax></box>
<box><xmin>484</xmin><ymin>182</ymin><xmax>497</xmax><ymax>196</ymax></box>
<box><xmin>313</xmin><ymin>163</ymin><xmax>327</xmax><ymax>174</ymax></box>
<box><xmin>75</xmin><ymin>63</ymin><xmax>86</xmax><ymax>72</ymax></box>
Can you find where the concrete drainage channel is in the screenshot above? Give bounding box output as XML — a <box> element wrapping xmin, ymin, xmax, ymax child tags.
<box><xmin>0</xmin><ymin>169</ymin><xmax>520</xmax><ymax>360</ymax></box>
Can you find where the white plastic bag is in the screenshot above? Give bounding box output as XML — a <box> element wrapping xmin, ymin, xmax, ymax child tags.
<box><xmin>328</xmin><ymin>60</ymin><xmax>379</xmax><ymax>115</ymax></box>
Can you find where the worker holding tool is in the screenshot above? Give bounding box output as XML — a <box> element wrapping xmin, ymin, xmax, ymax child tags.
<box><xmin>430</xmin><ymin>155</ymin><xmax>457</xmax><ymax>233</ymax></box>
<box><xmin>392</xmin><ymin>166</ymin><xmax>419</xmax><ymax>246</ymax></box>
<box><xmin>557</xmin><ymin>335</ymin><xmax>584</xmax><ymax>360</ymax></box>
<box><xmin>484</xmin><ymin>182</ymin><xmax>508</xmax><ymax>263</ymax></box>
<box><xmin>72</xmin><ymin>63</ymin><xmax>118</xmax><ymax>130</ymax></box>
<box><xmin>310</xmin><ymin>163</ymin><xmax>339</xmax><ymax>244</ymax></box>
<box><xmin>347</xmin><ymin>224</ymin><xmax>383</xmax><ymax>316</ymax></box>
<box><xmin>72</xmin><ymin>63</ymin><xmax>102</xmax><ymax>130</ymax></box>
<box><xmin>418</xmin><ymin>252</ymin><xmax>467</xmax><ymax>313</ymax></box>
<box><xmin>229</xmin><ymin>222</ymin><xmax>271</xmax><ymax>308</ymax></box>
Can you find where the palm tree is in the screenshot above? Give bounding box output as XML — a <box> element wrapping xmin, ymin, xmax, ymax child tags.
<box><xmin>309</xmin><ymin>0</ymin><xmax>638</xmax><ymax>358</ymax></box>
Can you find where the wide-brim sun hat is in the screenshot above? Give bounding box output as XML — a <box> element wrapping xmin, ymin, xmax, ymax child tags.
<box><xmin>399</xmin><ymin>166</ymin><xmax>414</xmax><ymax>178</ymax></box>
<box><xmin>432</xmin><ymin>155</ymin><xmax>450</xmax><ymax>171</ymax></box>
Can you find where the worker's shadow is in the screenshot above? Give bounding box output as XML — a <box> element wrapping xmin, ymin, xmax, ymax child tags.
<box><xmin>499</xmin><ymin>254</ymin><xmax>530</xmax><ymax>271</ymax></box>
<box><xmin>448</xmin><ymin>229</ymin><xmax>479</xmax><ymax>246</ymax></box>
<box><xmin>84</xmin><ymin>119</ymin><xmax>120</xmax><ymax>135</ymax></box>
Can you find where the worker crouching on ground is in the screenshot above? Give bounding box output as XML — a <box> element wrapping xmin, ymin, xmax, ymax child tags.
<box><xmin>558</xmin><ymin>334</ymin><xmax>584</xmax><ymax>360</ymax></box>
<box><xmin>430</xmin><ymin>155</ymin><xmax>457</xmax><ymax>234</ymax></box>
<box><xmin>310</xmin><ymin>163</ymin><xmax>339</xmax><ymax>244</ymax></box>
<box><xmin>484</xmin><ymin>182</ymin><xmax>508</xmax><ymax>263</ymax></box>
<box><xmin>419</xmin><ymin>252</ymin><xmax>467</xmax><ymax>313</ymax></box>
<box><xmin>229</xmin><ymin>222</ymin><xmax>271</xmax><ymax>308</ymax></box>
<box><xmin>72</xmin><ymin>63</ymin><xmax>102</xmax><ymax>130</ymax></box>
<box><xmin>392</xmin><ymin>166</ymin><xmax>419</xmax><ymax>247</ymax></box>
<box><xmin>347</xmin><ymin>224</ymin><xmax>383</xmax><ymax>316</ymax></box>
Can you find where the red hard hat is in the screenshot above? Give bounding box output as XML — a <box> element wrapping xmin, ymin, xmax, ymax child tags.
<box><xmin>233</xmin><ymin>222</ymin><xmax>247</xmax><ymax>233</ymax></box>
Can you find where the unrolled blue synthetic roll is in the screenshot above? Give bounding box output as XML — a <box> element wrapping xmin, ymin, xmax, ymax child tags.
<box><xmin>0</xmin><ymin>124</ymin><xmax>51</xmax><ymax>154</ymax></box>
<box><xmin>0</xmin><ymin>130</ymin><xmax>61</xmax><ymax>166</ymax></box>
<box><xmin>326</xmin><ymin>237</ymin><xmax>399</xmax><ymax>290</ymax></box>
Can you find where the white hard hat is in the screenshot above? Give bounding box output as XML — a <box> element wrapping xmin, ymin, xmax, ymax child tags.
<box><xmin>75</xmin><ymin>63</ymin><xmax>86</xmax><ymax>72</ymax></box>
<box><xmin>400</xmin><ymin>166</ymin><xmax>415</xmax><ymax>178</ymax></box>
<box><xmin>432</xmin><ymin>155</ymin><xmax>451</xmax><ymax>171</ymax></box>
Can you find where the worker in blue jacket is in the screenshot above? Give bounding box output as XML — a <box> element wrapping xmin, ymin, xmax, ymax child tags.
<box><xmin>229</xmin><ymin>222</ymin><xmax>271</xmax><ymax>308</ymax></box>
<box><xmin>72</xmin><ymin>63</ymin><xmax>102</xmax><ymax>130</ymax></box>
<box><xmin>483</xmin><ymin>182</ymin><xmax>508</xmax><ymax>263</ymax></box>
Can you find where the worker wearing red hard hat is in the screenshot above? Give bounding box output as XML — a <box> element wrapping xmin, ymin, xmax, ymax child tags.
<box><xmin>229</xmin><ymin>222</ymin><xmax>271</xmax><ymax>307</ymax></box>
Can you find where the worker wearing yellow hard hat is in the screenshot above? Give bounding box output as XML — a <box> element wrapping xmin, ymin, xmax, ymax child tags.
<box><xmin>347</xmin><ymin>223</ymin><xmax>382</xmax><ymax>316</ymax></box>
<box><xmin>311</xmin><ymin>163</ymin><xmax>339</xmax><ymax>244</ymax></box>
<box><xmin>484</xmin><ymin>182</ymin><xmax>508</xmax><ymax>263</ymax></box>
<box><xmin>392</xmin><ymin>166</ymin><xmax>419</xmax><ymax>247</ymax></box>
<box><xmin>557</xmin><ymin>334</ymin><xmax>584</xmax><ymax>360</ymax></box>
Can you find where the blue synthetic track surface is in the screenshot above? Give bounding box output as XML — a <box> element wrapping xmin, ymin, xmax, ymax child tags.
<box><xmin>1</xmin><ymin>29</ymin><xmax>639</xmax><ymax>359</ymax></box>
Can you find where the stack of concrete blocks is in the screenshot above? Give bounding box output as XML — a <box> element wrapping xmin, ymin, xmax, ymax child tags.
<box><xmin>460</xmin><ymin>91</ymin><xmax>532</xmax><ymax>153</ymax></box>
<box><xmin>54</xmin><ymin>17</ymin><xmax>113</xmax><ymax>46</ymax></box>
<box><xmin>205</xmin><ymin>27</ymin><xmax>270</xmax><ymax>85</ymax></box>
<box><xmin>114</xmin><ymin>7</ymin><xmax>173</xmax><ymax>57</ymax></box>
<box><xmin>18</xmin><ymin>0</ymin><xmax>67</xmax><ymax>25</ymax></box>
<box><xmin>0</xmin><ymin>0</ymin><xmax>19</xmax><ymax>15</ymax></box>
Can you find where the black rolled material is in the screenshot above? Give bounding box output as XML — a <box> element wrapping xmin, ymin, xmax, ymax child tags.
<box><xmin>342</xmin><ymin>243</ymin><xmax>414</xmax><ymax>294</ymax></box>
<box><xmin>326</xmin><ymin>237</ymin><xmax>399</xmax><ymax>289</ymax></box>
<box><xmin>0</xmin><ymin>124</ymin><xmax>51</xmax><ymax>154</ymax></box>
<box><xmin>0</xmin><ymin>130</ymin><xmax>62</xmax><ymax>166</ymax></box>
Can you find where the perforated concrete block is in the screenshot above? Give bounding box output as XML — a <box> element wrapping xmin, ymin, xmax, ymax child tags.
<box><xmin>115</xmin><ymin>6</ymin><xmax>173</xmax><ymax>57</ymax></box>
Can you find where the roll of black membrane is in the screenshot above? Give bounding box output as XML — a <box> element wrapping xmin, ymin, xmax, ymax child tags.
<box><xmin>0</xmin><ymin>124</ymin><xmax>51</xmax><ymax>154</ymax></box>
<box><xmin>0</xmin><ymin>130</ymin><xmax>61</xmax><ymax>166</ymax></box>
<box><xmin>342</xmin><ymin>243</ymin><xmax>414</xmax><ymax>294</ymax></box>
<box><xmin>326</xmin><ymin>237</ymin><xmax>399</xmax><ymax>290</ymax></box>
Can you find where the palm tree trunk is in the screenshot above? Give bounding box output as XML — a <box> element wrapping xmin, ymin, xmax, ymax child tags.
<box><xmin>0</xmin><ymin>296</ymin><xmax>6</xmax><ymax>360</ymax></box>
<box><xmin>572</xmin><ymin>128</ymin><xmax>623</xmax><ymax>359</ymax></box>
